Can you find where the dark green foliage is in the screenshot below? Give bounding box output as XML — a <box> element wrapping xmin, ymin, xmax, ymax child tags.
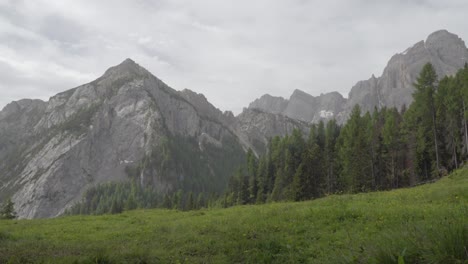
<box><xmin>0</xmin><ymin>198</ymin><xmax>16</xmax><ymax>220</ymax></box>
<box><xmin>337</xmin><ymin>105</ymin><xmax>373</xmax><ymax>193</ymax></box>
<box><xmin>68</xmin><ymin>180</ymin><xmax>217</xmax><ymax>215</ymax></box>
<box><xmin>134</xmin><ymin>133</ymin><xmax>245</xmax><ymax>195</ymax></box>
<box><xmin>67</xmin><ymin>181</ymin><xmax>161</xmax><ymax>215</ymax></box>
<box><xmin>404</xmin><ymin>63</ymin><xmax>440</xmax><ymax>180</ymax></box>
<box><xmin>225</xmin><ymin>63</ymin><xmax>468</xmax><ymax>206</ymax></box>
<box><xmin>69</xmin><ymin>127</ymin><xmax>246</xmax><ymax>215</ymax></box>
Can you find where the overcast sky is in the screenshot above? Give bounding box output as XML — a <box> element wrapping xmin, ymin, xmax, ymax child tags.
<box><xmin>1</xmin><ymin>0</ymin><xmax>467</xmax><ymax>114</ymax></box>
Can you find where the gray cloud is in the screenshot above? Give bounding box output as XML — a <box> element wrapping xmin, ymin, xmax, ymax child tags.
<box><xmin>0</xmin><ymin>0</ymin><xmax>468</xmax><ymax>114</ymax></box>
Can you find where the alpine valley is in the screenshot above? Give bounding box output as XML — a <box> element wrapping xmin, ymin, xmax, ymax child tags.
<box><xmin>1</xmin><ymin>29</ymin><xmax>467</xmax><ymax>219</ymax></box>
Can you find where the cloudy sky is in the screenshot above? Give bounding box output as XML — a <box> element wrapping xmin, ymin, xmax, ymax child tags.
<box><xmin>1</xmin><ymin>0</ymin><xmax>467</xmax><ymax>114</ymax></box>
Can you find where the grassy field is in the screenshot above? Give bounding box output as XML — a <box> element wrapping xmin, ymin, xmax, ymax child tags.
<box><xmin>0</xmin><ymin>169</ymin><xmax>467</xmax><ymax>264</ymax></box>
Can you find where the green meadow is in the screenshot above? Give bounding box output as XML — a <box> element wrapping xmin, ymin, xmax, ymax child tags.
<box><xmin>1</xmin><ymin>168</ymin><xmax>467</xmax><ymax>263</ymax></box>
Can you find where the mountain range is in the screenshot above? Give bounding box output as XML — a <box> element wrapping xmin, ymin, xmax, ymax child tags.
<box><xmin>1</xmin><ymin>29</ymin><xmax>467</xmax><ymax>219</ymax></box>
<box><xmin>249</xmin><ymin>29</ymin><xmax>468</xmax><ymax>123</ymax></box>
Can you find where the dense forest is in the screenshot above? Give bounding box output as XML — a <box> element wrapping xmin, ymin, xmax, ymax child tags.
<box><xmin>69</xmin><ymin>63</ymin><xmax>468</xmax><ymax>215</ymax></box>
<box><xmin>226</xmin><ymin>63</ymin><xmax>468</xmax><ymax>206</ymax></box>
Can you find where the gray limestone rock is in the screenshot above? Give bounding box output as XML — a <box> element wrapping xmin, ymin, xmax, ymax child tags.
<box><xmin>0</xmin><ymin>59</ymin><xmax>245</xmax><ymax>219</ymax></box>
<box><xmin>248</xmin><ymin>90</ymin><xmax>346</xmax><ymax>123</ymax></box>
<box><xmin>248</xmin><ymin>30</ymin><xmax>468</xmax><ymax>124</ymax></box>
<box><xmin>248</xmin><ymin>94</ymin><xmax>289</xmax><ymax>114</ymax></box>
<box><xmin>342</xmin><ymin>30</ymin><xmax>468</xmax><ymax>122</ymax></box>
<box><xmin>234</xmin><ymin>108</ymin><xmax>309</xmax><ymax>155</ymax></box>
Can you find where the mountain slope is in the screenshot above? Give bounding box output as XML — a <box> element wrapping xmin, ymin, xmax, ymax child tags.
<box><xmin>0</xmin><ymin>59</ymin><xmax>247</xmax><ymax>219</ymax></box>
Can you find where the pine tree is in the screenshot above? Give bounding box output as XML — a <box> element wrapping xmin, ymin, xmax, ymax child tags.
<box><xmin>186</xmin><ymin>192</ymin><xmax>195</xmax><ymax>211</ymax></box>
<box><xmin>255</xmin><ymin>156</ymin><xmax>268</xmax><ymax>204</ymax></box>
<box><xmin>382</xmin><ymin>108</ymin><xmax>402</xmax><ymax>188</ymax></box>
<box><xmin>305</xmin><ymin>127</ymin><xmax>325</xmax><ymax>198</ymax></box>
<box><xmin>109</xmin><ymin>198</ymin><xmax>122</xmax><ymax>214</ymax></box>
<box><xmin>246</xmin><ymin>149</ymin><xmax>258</xmax><ymax>203</ymax></box>
<box><xmin>162</xmin><ymin>193</ymin><xmax>172</xmax><ymax>209</ymax></box>
<box><xmin>407</xmin><ymin>63</ymin><xmax>440</xmax><ymax>179</ymax></box>
<box><xmin>316</xmin><ymin>121</ymin><xmax>326</xmax><ymax>150</ymax></box>
<box><xmin>290</xmin><ymin>163</ymin><xmax>305</xmax><ymax>201</ymax></box>
<box><xmin>196</xmin><ymin>193</ymin><xmax>205</xmax><ymax>209</ymax></box>
<box><xmin>0</xmin><ymin>198</ymin><xmax>16</xmax><ymax>220</ymax></box>
<box><xmin>435</xmin><ymin>76</ymin><xmax>463</xmax><ymax>170</ymax></box>
<box><xmin>337</xmin><ymin>105</ymin><xmax>372</xmax><ymax>193</ymax></box>
<box><xmin>324</xmin><ymin>119</ymin><xmax>340</xmax><ymax>193</ymax></box>
<box><xmin>459</xmin><ymin>65</ymin><xmax>468</xmax><ymax>159</ymax></box>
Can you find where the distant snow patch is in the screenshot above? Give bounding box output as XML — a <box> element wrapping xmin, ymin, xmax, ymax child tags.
<box><xmin>319</xmin><ymin>110</ymin><xmax>334</xmax><ymax>118</ymax></box>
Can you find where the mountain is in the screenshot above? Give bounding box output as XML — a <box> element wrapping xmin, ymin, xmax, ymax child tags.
<box><xmin>234</xmin><ymin>108</ymin><xmax>310</xmax><ymax>154</ymax></box>
<box><xmin>0</xmin><ymin>59</ymin><xmax>308</xmax><ymax>219</ymax></box>
<box><xmin>2</xmin><ymin>29</ymin><xmax>467</xmax><ymax>219</ymax></box>
<box><xmin>0</xmin><ymin>59</ymin><xmax>244</xmax><ymax>218</ymax></box>
<box><xmin>249</xmin><ymin>30</ymin><xmax>468</xmax><ymax>123</ymax></box>
<box><xmin>343</xmin><ymin>29</ymin><xmax>468</xmax><ymax>119</ymax></box>
<box><xmin>248</xmin><ymin>94</ymin><xmax>289</xmax><ymax>114</ymax></box>
<box><xmin>249</xmin><ymin>90</ymin><xmax>346</xmax><ymax>123</ymax></box>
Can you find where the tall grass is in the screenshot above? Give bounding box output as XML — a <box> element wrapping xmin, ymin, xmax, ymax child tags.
<box><xmin>0</xmin><ymin>168</ymin><xmax>466</xmax><ymax>263</ymax></box>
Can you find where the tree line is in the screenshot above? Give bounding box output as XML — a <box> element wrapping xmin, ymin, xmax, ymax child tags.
<box><xmin>224</xmin><ymin>63</ymin><xmax>468</xmax><ymax>206</ymax></box>
<box><xmin>64</xmin><ymin>62</ymin><xmax>468</xmax><ymax>215</ymax></box>
<box><xmin>66</xmin><ymin>181</ymin><xmax>223</xmax><ymax>215</ymax></box>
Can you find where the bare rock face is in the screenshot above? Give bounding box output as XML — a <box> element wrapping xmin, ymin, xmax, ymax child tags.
<box><xmin>248</xmin><ymin>90</ymin><xmax>346</xmax><ymax>123</ymax></box>
<box><xmin>341</xmin><ymin>30</ymin><xmax>468</xmax><ymax>122</ymax></box>
<box><xmin>248</xmin><ymin>94</ymin><xmax>289</xmax><ymax>114</ymax></box>
<box><xmin>234</xmin><ymin>108</ymin><xmax>309</xmax><ymax>155</ymax></box>
<box><xmin>248</xmin><ymin>30</ymin><xmax>468</xmax><ymax>124</ymax></box>
<box><xmin>284</xmin><ymin>90</ymin><xmax>346</xmax><ymax>123</ymax></box>
<box><xmin>0</xmin><ymin>59</ymin><xmax>246</xmax><ymax>219</ymax></box>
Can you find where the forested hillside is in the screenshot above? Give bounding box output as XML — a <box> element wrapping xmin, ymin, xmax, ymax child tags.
<box><xmin>226</xmin><ymin>63</ymin><xmax>468</xmax><ymax>206</ymax></box>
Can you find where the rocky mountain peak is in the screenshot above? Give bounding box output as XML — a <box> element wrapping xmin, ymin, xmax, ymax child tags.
<box><xmin>247</xmin><ymin>30</ymin><xmax>467</xmax><ymax>125</ymax></box>
<box><xmin>248</xmin><ymin>94</ymin><xmax>288</xmax><ymax>114</ymax></box>
<box><xmin>340</xmin><ymin>29</ymin><xmax>468</xmax><ymax>123</ymax></box>
<box><xmin>101</xmin><ymin>58</ymin><xmax>151</xmax><ymax>81</ymax></box>
<box><xmin>290</xmin><ymin>89</ymin><xmax>313</xmax><ymax>99</ymax></box>
<box><xmin>426</xmin><ymin>29</ymin><xmax>461</xmax><ymax>44</ymax></box>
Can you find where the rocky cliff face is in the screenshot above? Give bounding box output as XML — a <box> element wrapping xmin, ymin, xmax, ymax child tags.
<box><xmin>249</xmin><ymin>30</ymin><xmax>468</xmax><ymax>123</ymax></box>
<box><xmin>284</xmin><ymin>90</ymin><xmax>346</xmax><ymax>123</ymax></box>
<box><xmin>342</xmin><ymin>29</ymin><xmax>468</xmax><ymax>121</ymax></box>
<box><xmin>0</xmin><ymin>59</ymin><xmax>247</xmax><ymax>219</ymax></box>
<box><xmin>248</xmin><ymin>94</ymin><xmax>289</xmax><ymax>114</ymax></box>
<box><xmin>235</xmin><ymin>108</ymin><xmax>310</xmax><ymax>154</ymax></box>
<box><xmin>248</xmin><ymin>90</ymin><xmax>346</xmax><ymax>123</ymax></box>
